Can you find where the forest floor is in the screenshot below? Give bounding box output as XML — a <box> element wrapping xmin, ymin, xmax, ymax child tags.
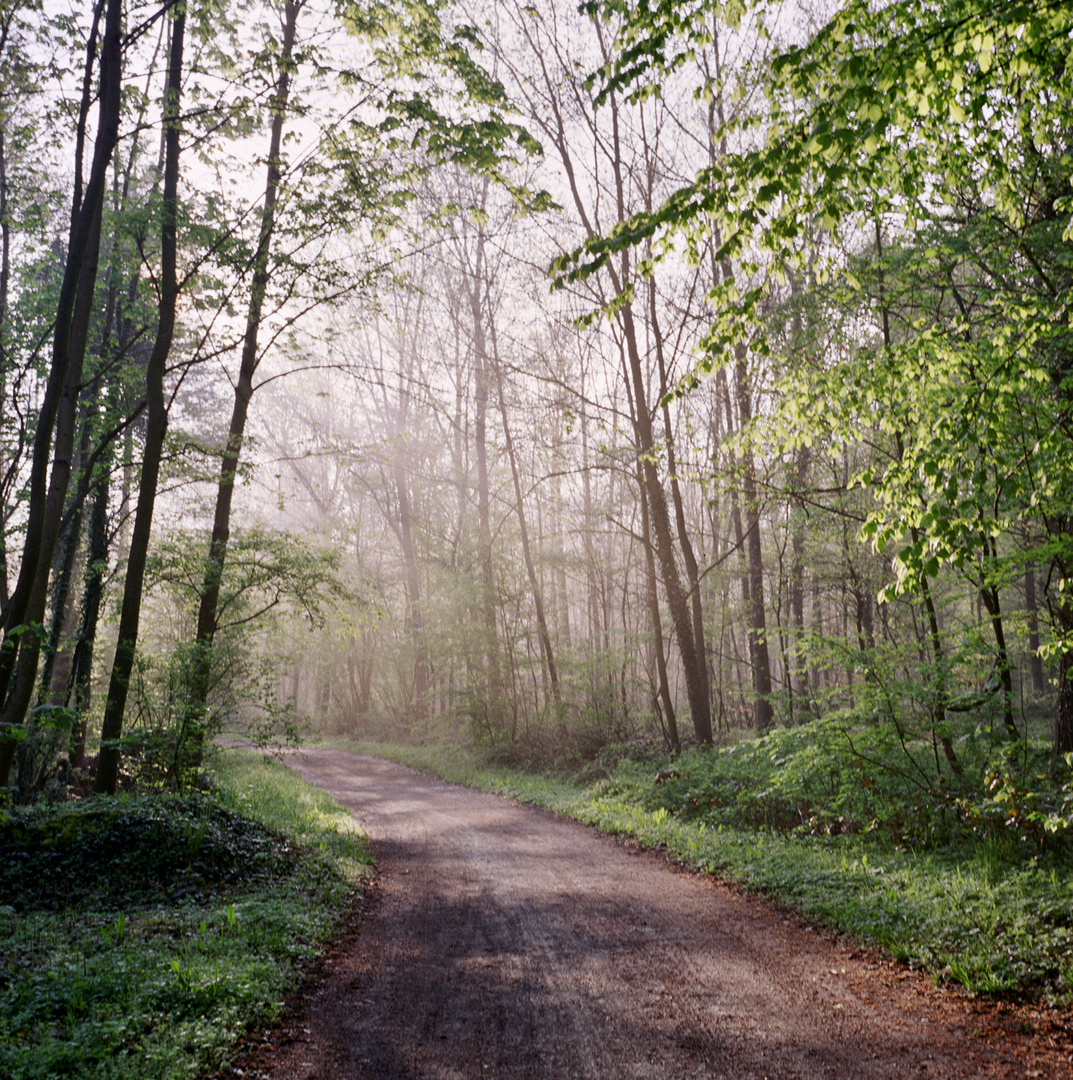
<box><xmin>219</xmin><ymin>748</ymin><xmax>1073</xmax><ymax>1080</ymax></box>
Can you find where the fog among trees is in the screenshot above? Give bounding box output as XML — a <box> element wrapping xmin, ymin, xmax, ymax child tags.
<box><xmin>1</xmin><ymin>0</ymin><xmax>1071</xmax><ymax>798</ymax></box>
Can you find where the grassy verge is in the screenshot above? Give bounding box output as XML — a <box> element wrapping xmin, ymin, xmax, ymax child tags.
<box><xmin>336</xmin><ymin>736</ymin><xmax>1073</xmax><ymax>1003</ymax></box>
<box><xmin>0</xmin><ymin>748</ymin><xmax>371</xmax><ymax>1080</ymax></box>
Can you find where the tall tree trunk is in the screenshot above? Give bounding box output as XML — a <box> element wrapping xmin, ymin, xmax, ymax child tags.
<box><xmin>1023</xmin><ymin>557</ymin><xmax>1045</xmax><ymax>696</ymax></box>
<box><xmin>732</xmin><ymin>346</ymin><xmax>774</xmax><ymax>731</ymax></box>
<box><xmin>38</xmin><ymin>409</ymin><xmax>94</xmax><ymax>703</ymax></box>
<box><xmin>468</xmin><ymin>232</ymin><xmax>502</xmax><ymax>730</ymax></box>
<box><xmin>650</xmin><ymin>276</ymin><xmax>711</xmax><ymax>720</ymax></box>
<box><xmin>491</xmin><ymin>329</ymin><xmax>561</xmax><ymax>715</ymax></box>
<box><xmin>712</xmin><ymin>362</ymin><xmax>753</xmax><ymax>694</ymax></box>
<box><xmin>977</xmin><ymin>532</ymin><xmax>1018</xmax><ymax>739</ymax></box>
<box><xmin>552</xmin><ymin>404</ymin><xmax>571</xmax><ymax>651</ymax></box>
<box><xmin>918</xmin><ymin>563</ymin><xmax>962</xmax><ymax>777</ymax></box>
<box><xmin>0</xmin><ymin>124</ymin><xmax>10</xmax><ymax>613</ymax></box>
<box><xmin>185</xmin><ymin>0</ymin><xmax>301</xmax><ymax>752</ymax></box>
<box><xmin>789</xmin><ymin>446</ymin><xmax>811</xmax><ymax>721</ymax></box>
<box><xmin>1052</xmin><ymin>531</ymin><xmax>1073</xmax><ymax>760</ymax></box>
<box><xmin>606</xmin><ymin>94</ymin><xmax>711</xmax><ymax>742</ymax></box>
<box><xmin>619</xmin><ymin>293</ymin><xmax>711</xmax><ymax>743</ymax></box>
<box><xmin>0</xmin><ymin>176</ymin><xmax>106</xmax><ymax>776</ymax></box>
<box><xmin>394</xmin><ymin>457</ymin><xmax>429</xmax><ymax>723</ymax></box>
<box><xmin>38</xmin><ymin>505</ymin><xmax>84</xmax><ymax>706</ymax></box>
<box><xmin>66</xmin><ymin>450</ymin><xmax>111</xmax><ymax>769</ymax></box>
<box><xmin>580</xmin><ymin>395</ymin><xmax>600</xmax><ymax>656</ymax></box>
<box><xmin>0</xmin><ymin>0</ymin><xmax>120</xmax><ymax>786</ymax></box>
<box><xmin>638</xmin><ymin>460</ymin><xmax>678</xmax><ymax>751</ymax></box>
<box><xmin>96</xmin><ymin>3</ymin><xmax>186</xmax><ymax>794</ymax></box>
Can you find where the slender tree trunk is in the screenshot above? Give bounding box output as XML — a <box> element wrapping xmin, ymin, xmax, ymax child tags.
<box><xmin>39</xmin><ymin>407</ymin><xmax>94</xmax><ymax>702</ymax></box>
<box><xmin>650</xmin><ymin>276</ymin><xmax>711</xmax><ymax>719</ymax></box>
<box><xmin>918</xmin><ymin>565</ymin><xmax>962</xmax><ymax>776</ymax></box>
<box><xmin>468</xmin><ymin>231</ymin><xmax>502</xmax><ymax>731</ymax></box>
<box><xmin>491</xmin><ymin>333</ymin><xmax>560</xmax><ymax>714</ymax></box>
<box><xmin>38</xmin><ymin>512</ymin><xmax>83</xmax><ymax>706</ymax></box>
<box><xmin>552</xmin><ymin>407</ymin><xmax>571</xmax><ymax>650</ymax></box>
<box><xmin>0</xmin><ymin>124</ymin><xmax>10</xmax><ymax>613</ymax></box>
<box><xmin>733</xmin><ymin>347</ymin><xmax>774</xmax><ymax>731</ymax></box>
<box><xmin>95</xmin><ymin>4</ymin><xmax>186</xmax><ymax>794</ymax></box>
<box><xmin>789</xmin><ymin>446</ymin><xmax>811</xmax><ymax>720</ymax></box>
<box><xmin>976</xmin><ymin>532</ymin><xmax>1018</xmax><ymax>739</ymax></box>
<box><xmin>0</xmin><ymin>179</ymin><xmax>106</xmax><ymax>776</ymax></box>
<box><xmin>67</xmin><ymin>449</ymin><xmax>111</xmax><ymax>769</ymax></box>
<box><xmin>620</xmin><ymin>301</ymin><xmax>711</xmax><ymax>742</ymax></box>
<box><xmin>581</xmin><ymin>398</ymin><xmax>601</xmax><ymax>659</ymax></box>
<box><xmin>186</xmin><ymin>0</ymin><xmax>301</xmax><ymax>751</ymax></box>
<box><xmin>0</xmin><ymin>0</ymin><xmax>120</xmax><ymax>786</ymax></box>
<box><xmin>394</xmin><ymin>457</ymin><xmax>428</xmax><ymax>723</ymax></box>
<box><xmin>639</xmin><ymin>462</ymin><xmax>678</xmax><ymax>751</ymax></box>
<box><xmin>1024</xmin><ymin>557</ymin><xmax>1045</xmax><ymax>696</ymax></box>
<box><xmin>391</xmin><ymin>294</ymin><xmax>430</xmax><ymax>725</ymax></box>
<box><xmin>1052</xmin><ymin>528</ymin><xmax>1073</xmax><ymax>760</ymax></box>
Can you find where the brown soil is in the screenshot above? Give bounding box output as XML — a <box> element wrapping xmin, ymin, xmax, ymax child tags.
<box><xmin>220</xmin><ymin>749</ymin><xmax>1073</xmax><ymax>1079</ymax></box>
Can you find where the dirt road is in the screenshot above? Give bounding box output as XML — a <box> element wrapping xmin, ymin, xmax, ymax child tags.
<box><xmin>229</xmin><ymin>749</ymin><xmax>1071</xmax><ymax>1079</ymax></box>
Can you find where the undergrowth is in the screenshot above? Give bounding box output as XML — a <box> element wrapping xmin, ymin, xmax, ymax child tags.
<box><xmin>0</xmin><ymin>749</ymin><xmax>371</xmax><ymax>1080</ymax></box>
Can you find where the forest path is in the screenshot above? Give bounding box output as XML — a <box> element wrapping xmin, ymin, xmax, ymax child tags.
<box><xmin>227</xmin><ymin>748</ymin><xmax>1069</xmax><ymax>1079</ymax></box>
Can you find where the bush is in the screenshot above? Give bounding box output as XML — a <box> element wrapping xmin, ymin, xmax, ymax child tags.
<box><xmin>0</xmin><ymin>794</ymin><xmax>296</xmax><ymax>912</ymax></box>
<box><xmin>598</xmin><ymin>710</ymin><xmax>1069</xmax><ymax>854</ymax></box>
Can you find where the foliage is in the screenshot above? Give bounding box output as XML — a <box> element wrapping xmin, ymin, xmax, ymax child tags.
<box><xmin>552</xmin><ymin>0</ymin><xmax>1073</xmax><ymax>750</ymax></box>
<box><xmin>94</xmin><ymin>526</ymin><xmax>353</xmax><ymax>790</ymax></box>
<box><xmin>147</xmin><ymin>527</ymin><xmax>350</xmax><ymax>638</ymax></box>
<box><xmin>0</xmin><ymin>795</ymin><xmax>294</xmax><ymax>913</ymax></box>
<box><xmin>0</xmin><ymin>750</ymin><xmax>371</xmax><ymax>1080</ymax></box>
<box><xmin>121</xmin><ymin>639</ymin><xmax>305</xmax><ymax>793</ymax></box>
<box><xmin>11</xmin><ymin>705</ymin><xmax>76</xmax><ymax>805</ymax></box>
<box><xmin>959</xmin><ymin>747</ymin><xmax>1073</xmax><ymax>847</ymax></box>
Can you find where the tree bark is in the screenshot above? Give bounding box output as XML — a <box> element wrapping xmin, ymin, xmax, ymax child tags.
<box><xmin>394</xmin><ymin>456</ymin><xmax>429</xmax><ymax>723</ymax></box>
<box><xmin>638</xmin><ymin>457</ymin><xmax>679</xmax><ymax>751</ymax></box>
<box><xmin>0</xmin><ymin>124</ymin><xmax>10</xmax><ymax>613</ymax></box>
<box><xmin>789</xmin><ymin>446</ymin><xmax>811</xmax><ymax>721</ymax></box>
<box><xmin>0</xmin><ymin>0</ymin><xmax>120</xmax><ymax>787</ymax></box>
<box><xmin>185</xmin><ymin>0</ymin><xmax>302</xmax><ymax>751</ymax></box>
<box><xmin>468</xmin><ymin>229</ymin><xmax>503</xmax><ymax>732</ymax></box>
<box><xmin>66</xmin><ymin>450</ymin><xmax>111</xmax><ymax>769</ymax></box>
<box><xmin>491</xmin><ymin>325</ymin><xmax>561</xmax><ymax>715</ymax></box>
<box><xmin>976</xmin><ymin>532</ymin><xmax>1018</xmax><ymax>740</ymax></box>
<box><xmin>650</xmin><ymin>276</ymin><xmax>711</xmax><ymax>721</ymax></box>
<box><xmin>95</xmin><ymin>2</ymin><xmax>186</xmax><ymax>794</ymax></box>
<box><xmin>1023</xmin><ymin>557</ymin><xmax>1045</xmax><ymax>696</ymax></box>
<box><xmin>733</xmin><ymin>347</ymin><xmax>775</xmax><ymax>731</ymax></box>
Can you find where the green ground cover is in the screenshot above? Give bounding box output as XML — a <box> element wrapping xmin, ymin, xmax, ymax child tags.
<box><xmin>0</xmin><ymin>749</ymin><xmax>371</xmax><ymax>1080</ymax></box>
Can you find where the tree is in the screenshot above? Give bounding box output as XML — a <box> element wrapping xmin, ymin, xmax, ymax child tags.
<box><xmin>0</xmin><ymin>0</ymin><xmax>124</xmax><ymax>787</ymax></box>
<box><xmin>495</xmin><ymin>0</ymin><xmax>719</xmax><ymax>743</ymax></box>
<box><xmin>563</xmin><ymin>0</ymin><xmax>1073</xmax><ymax>752</ymax></box>
<box><xmin>95</xmin><ymin>0</ymin><xmax>186</xmax><ymax>794</ymax></box>
<box><xmin>180</xmin><ymin>0</ymin><xmax>547</xmax><ymax>754</ymax></box>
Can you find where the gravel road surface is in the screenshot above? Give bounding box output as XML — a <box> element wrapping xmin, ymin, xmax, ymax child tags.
<box><xmin>223</xmin><ymin>749</ymin><xmax>1072</xmax><ymax>1079</ymax></box>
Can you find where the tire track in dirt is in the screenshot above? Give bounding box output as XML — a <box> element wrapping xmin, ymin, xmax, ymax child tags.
<box><xmin>231</xmin><ymin>749</ymin><xmax>1072</xmax><ymax>1079</ymax></box>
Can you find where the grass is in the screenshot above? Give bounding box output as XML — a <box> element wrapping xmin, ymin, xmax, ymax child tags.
<box><xmin>0</xmin><ymin>748</ymin><xmax>371</xmax><ymax>1080</ymax></box>
<box><xmin>334</xmin><ymin>732</ymin><xmax>1073</xmax><ymax>1003</ymax></box>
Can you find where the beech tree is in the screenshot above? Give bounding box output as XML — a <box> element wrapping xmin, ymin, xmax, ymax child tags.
<box><xmin>559</xmin><ymin>0</ymin><xmax>1073</xmax><ymax>753</ymax></box>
